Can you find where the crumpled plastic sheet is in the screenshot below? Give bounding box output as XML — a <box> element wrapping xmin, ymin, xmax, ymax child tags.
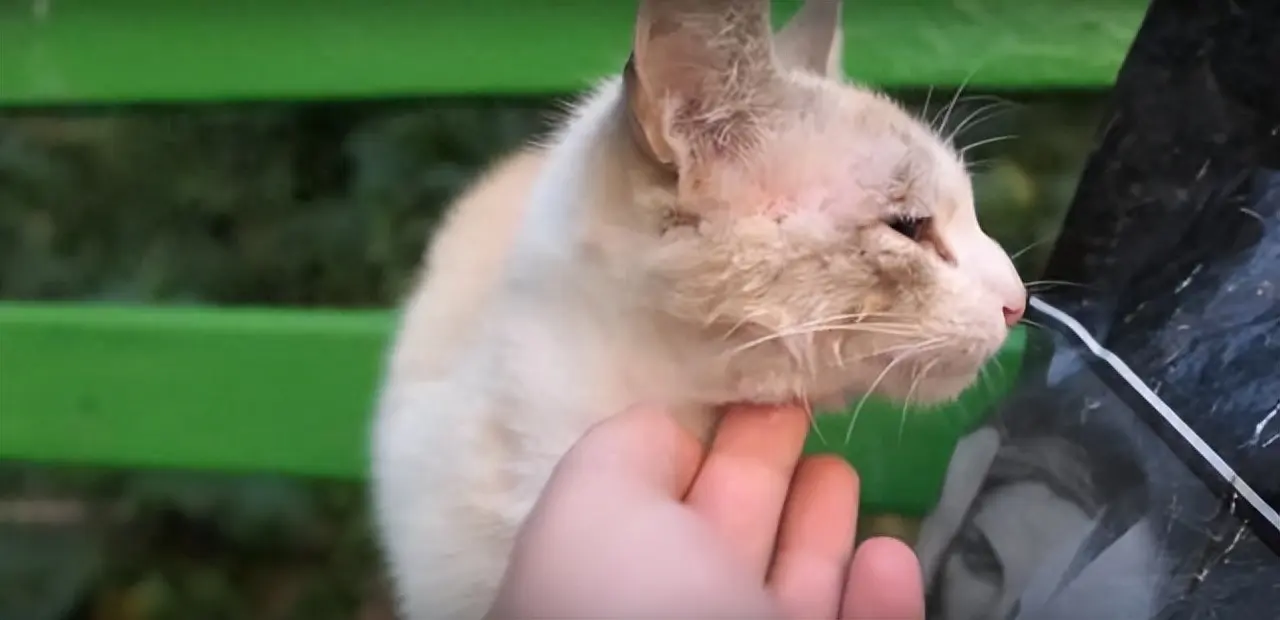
<box><xmin>917</xmin><ymin>301</ymin><xmax>1279</xmax><ymax>620</ymax></box>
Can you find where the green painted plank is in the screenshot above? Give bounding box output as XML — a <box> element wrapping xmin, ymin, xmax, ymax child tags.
<box><xmin>0</xmin><ymin>0</ymin><xmax>1147</xmax><ymax>106</ymax></box>
<box><xmin>0</xmin><ymin>302</ymin><xmax>392</xmax><ymax>479</ymax></box>
<box><xmin>0</xmin><ymin>301</ymin><xmax>1024</xmax><ymax>515</ymax></box>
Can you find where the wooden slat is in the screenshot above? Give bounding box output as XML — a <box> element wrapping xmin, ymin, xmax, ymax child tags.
<box><xmin>0</xmin><ymin>301</ymin><xmax>1027</xmax><ymax>514</ymax></box>
<box><xmin>0</xmin><ymin>0</ymin><xmax>1148</xmax><ymax>106</ymax></box>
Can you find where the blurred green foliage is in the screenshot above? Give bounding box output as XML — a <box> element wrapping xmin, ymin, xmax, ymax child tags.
<box><xmin>0</xmin><ymin>92</ymin><xmax>1104</xmax><ymax>306</ymax></box>
<box><xmin>0</xmin><ymin>90</ymin><xmax>1106</xmax><ymax>619</ymax></box>
<box><xmin>0</xmin><ymin>99</ymin><xmax>552</xmax><ymax>306</ymax></box>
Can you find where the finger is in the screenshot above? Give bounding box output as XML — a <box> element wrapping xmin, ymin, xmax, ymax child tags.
<box><xmin>768</xmin><ymin>455</ymin><xmax>859</xmax><ymax>620</ymax></box>
<box><xmin>494</xmin><ymin>405</ymin><xmax>712</xmax><ymax>620</ymax></box>
<box><xmin>684</xmin><ymin>403</ymin><xmax>812</xmax><ymax>577</ymax></box>
<box><xmin>840</xmin><ymin>537</ymin><xmax>926</xmax><ymax>620</ymax></box>
<box><xmin>556</xmin><ymin>403</ymin><xmax>705</xmax><ymax>500</ymax></box>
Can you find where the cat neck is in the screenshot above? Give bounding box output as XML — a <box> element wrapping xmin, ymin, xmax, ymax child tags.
<box><xmin>488</xmin><ymin>78</ymin><xmax>733</xmax><ymax>407</ymax></box>
<box><xmin>505</xmin><ymin>78</ymin><xmax>651</xmax><ymax>291</ymax></box>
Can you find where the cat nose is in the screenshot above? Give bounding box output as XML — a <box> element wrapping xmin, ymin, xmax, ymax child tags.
<box><xmin>1002</xmin><ymin>301</ymin><xmax>1025</xmax><ymax>327</ymax></box>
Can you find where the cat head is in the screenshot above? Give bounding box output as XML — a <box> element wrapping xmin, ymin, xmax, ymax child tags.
<box><xmin>593</xmin><ymin>0</ymin><xmax>1026</xmax><ymax>407</ymax></box>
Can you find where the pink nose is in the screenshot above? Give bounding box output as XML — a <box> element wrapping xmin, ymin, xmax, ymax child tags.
<box><xmin>1003</xmin><ymin>302</ymin><xmax>1026</xmax><ymax>327</ymax></box>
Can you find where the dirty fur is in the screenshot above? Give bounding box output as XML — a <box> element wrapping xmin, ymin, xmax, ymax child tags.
<box><xmin>371</xmin><ymin>1</ymin><xmax>1027</xmax><ymax>617</ymax></box>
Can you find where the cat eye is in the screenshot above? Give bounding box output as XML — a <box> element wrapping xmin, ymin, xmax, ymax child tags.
<box><xmin>888</xmin><ymin>215</ymin><xmax>930</xmax><ymax>241</ymax></box>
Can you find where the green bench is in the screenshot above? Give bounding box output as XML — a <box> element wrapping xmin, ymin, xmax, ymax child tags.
<box><xmin>0</xmin><ymin>0</ymin><xmax>1147</xmax><ymax>514</ymax></box>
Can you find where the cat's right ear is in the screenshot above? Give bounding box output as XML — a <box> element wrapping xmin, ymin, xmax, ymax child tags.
<box><xmin>624</xmin><ymin>0</ymin><xmax>781</xmax><ymax>169</ymax></box>
<box><xmin>774</xmin><ymin>0</ymin><xmax>845</xmax><ymax>78</ymax></box>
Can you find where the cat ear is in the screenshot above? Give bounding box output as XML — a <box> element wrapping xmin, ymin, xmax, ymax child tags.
<box><xmin>625</xmin><ymin>0</ymin><xmax>781</xmax><ymax>168</ymax></box>
<box><xmin>774</xmin><ymin>0</ymin><xmax>845</xmax><ymax>78</ymax></box>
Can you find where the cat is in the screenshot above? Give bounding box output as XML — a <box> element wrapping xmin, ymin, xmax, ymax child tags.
<box><xmin>371</xmin><ymin>0</ymin><xmax>1027</xmax><ymax>617</ymax></box>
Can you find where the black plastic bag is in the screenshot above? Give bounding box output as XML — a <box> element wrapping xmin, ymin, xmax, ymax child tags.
<box><xmin>918</xmin><ymin>0</ymin><xmax>1280</xmax><ymax>617</ymax></box>
<box><xmin>1041</xmin><ymin>0</ymin><xmax>1280</xmax><ymax>499</ymax></box>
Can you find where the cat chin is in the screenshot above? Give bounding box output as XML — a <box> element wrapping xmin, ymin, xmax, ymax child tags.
<box><xmin>719</xmin><ymin>365</ymin><xmax>981</xmax><ymax>414</ymax></box>
<box><xmin>803</xmin><ymin>369</ymin><xmax>980</xmax><ymax>413</ymax></box>
<box><xmin>896</xmin><ymin>373</ymin><xmax>981</xmax><ymax>408</ymax></box>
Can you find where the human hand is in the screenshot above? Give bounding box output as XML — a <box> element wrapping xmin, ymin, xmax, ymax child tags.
<box><xmin>486</xmin><ymin>403</ymin><xmax>926</xmax><ymax>619</ymax></box>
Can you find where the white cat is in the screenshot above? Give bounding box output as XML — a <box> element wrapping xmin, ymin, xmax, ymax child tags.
<box><xmin>371</xmin><ymin>1</ymin><xmax>1027</xmax><ymax>617</ymax></box>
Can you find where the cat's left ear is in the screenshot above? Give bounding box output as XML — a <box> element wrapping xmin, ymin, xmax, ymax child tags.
<box><xmin>773</xmin><ymin>0</ymin><xmax>845</xmax><ymax>78</ymax></box>
<box><xmin>625</xmin><ymin>0</ymin><xmax>782</xmax><ymax>168</ymax></box>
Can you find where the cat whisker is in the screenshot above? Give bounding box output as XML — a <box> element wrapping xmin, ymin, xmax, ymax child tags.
<box><xmin>951</xmin><ymin>93</ymin><xmax>1015</xmax><ymax>106</ymax></box>
<box><xmin>959</xmin><ymin>134</ymin><xmax>1019</xmax><ymax>154</ymax></box>
<box><xmin>841</xmin><ymin>336</ymin><xmax>948</xmax><ymax>365</ymax></box>
<box><xmin>946</xmin><ymin>100</ymin><xmax>1015</xmax><ymax>146</ymax></box>
<box><xmin>1024</xmin><ymin>279</ymin><xmax>1092</xmax><ymax>291</ymax></box>
<box><xmin>920</xmin><ymin>85</ymin><xmax>936</xmax><ymax>124</ymax></box>
<box><xmin>717</xmin><ymin>308</ymin><xmax>773</xmax><ymax>341</ymax></box>
<box><xmin>1019</xmin><ymin>317</ymin><xmax>1050</xmax><ymax>331</ymax></box>
<box><xmin>898</xmin><ymin>359</ymin><xmax>938</xmax><ymax>444</ymax></box>
<box><xmin>723</xmin><ymin>322</ymin><xmax>926</xmax><ymax>361</ymax></box>
<box><xmin>727</xmin><ymin>321</ymin><xmax>916</xmax><ymax>356</ymax></box>
<box><xmin>821</xmin><ymin>320</ymin><xmax>928</xmax><ymax>332</ymax></box>
<box><xmin>796</xmin><ymin>310</ymin><xmax>925</xmax><ymax>328</ymax></box>
<box><xmin>929</xmin><ymin>51</ymin><xmax>1001</xmax><ymax>131</ymax></box>
<box><xmin>933</xmin><ymin>86</ymin><xmax>969</xmax><ymax>135</ymax></box>
<box><xmin>921</xmin><ymin>89</ymin><xmax>1004</xmax><ymax>129</ymax></box>
<box><xmin>831</xmin><ymin>337</ymin><xmax>846</xmax><ymax>369</ymax></box>
<box><xmin>719</xmin><ymin>310</ymin><xmax>926</xmax><ymax>344</ymax></box>
<box><xmin>966</xmin><ymin>158</ymin><xmax>993</xmax><ymax>171</ymax></box>
<box><xmin>844</xmin><ymin>357</ymin><xmax>902</xmax><ymax>447</ymax></box>
<box><xmin>801</xmin><ymin>330</ymin><xmax>819</xmax><ymax>377</ymax></box>
<box><xmin>932</xmin><ymin>70</ymin><xmax>994</xmax><ymax>134</ymax></box>
<box><xmin>801</xmin><ymin>394</ymin><xmax>828</xmax><ymax>447</ymax></box>
<box><xmin>976</xmin><ymin>363</ymin><xmax>994</xmax><ymax>395</ymax></box>
<box><xmin>842</xmin><ymin>339</ymin><xmax>949</xmax><ymax>446</ymax></box>
<box><xmin>811</xmin><ymin>325</ymin><xmax>929</xmax><ymax>340</ymax></box>
<box><xmin>985</xmin><ymin>353</ymin><xmax>1009</xmax><ymax>392</ymax></box>
<box><xmin>1008</xmin><ymin>235</ymin><xmax>1058</xmax><ymax>261</ymax></box>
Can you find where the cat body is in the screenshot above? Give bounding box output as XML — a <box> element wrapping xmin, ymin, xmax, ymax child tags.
<box><xmin>372</xmin><ymin>82</ymin><xmax>728</xmax><ymax>619</ymax></box>
<box><xmin>372</xmin><ymin>1</ymin><xmax>1026</xmax><ymax>617</ymax></box>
